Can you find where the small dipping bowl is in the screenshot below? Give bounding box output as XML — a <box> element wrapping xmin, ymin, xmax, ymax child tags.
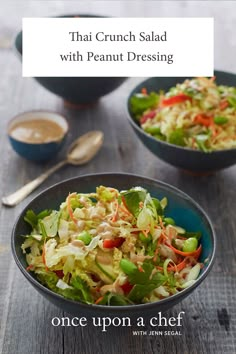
<box><xmin>8</xmin><ymin>111</ymin><xmax>68</xmax><ymax>162</ymax></box>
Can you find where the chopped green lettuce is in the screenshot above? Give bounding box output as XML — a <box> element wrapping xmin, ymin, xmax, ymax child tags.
<box><xmin>196</xmin><ymin>134</ymin><xmax>209</xmax><ymax>152</ymax></box>
<box><xmin>38</xmin><ymin>272</ymin><xmax>93</xmax><ymax>304</ymax></box>
<box><xmin>152</xmin><ymin>198</ymin><xmax>164</xmax><ymax>215</ymax></box>
<box><xmin>227</xmin><ymin>96</ymin><xmax>236</xmax><ymax>108</ymax></box>
<box><xmin>130</xmin><ymin>92</ymin><xmax>159</xmax><ymax>119</ymax></box>
<box><xmin>168</xmin><ymin>128</ymin><xmax>186</xmax><ymax>147</ymax></box>
<box><xmin>96</xmin><ymin>186</ymin><xmax>116</xmax><ymax>202</ymax></box>
<box><xmin>41</xmin><ymin>211</ymin><xmax>60</xmax><ymax>237</ymax></box>
<box><xmin>121</xmin><ymin>187</ymin><xmax>147</xmax><ymax>217</ymax></box>
<box><xmin>24</xmin><ymin>209</ymin><xmax>52</xmax><ymax>229</ymax></box>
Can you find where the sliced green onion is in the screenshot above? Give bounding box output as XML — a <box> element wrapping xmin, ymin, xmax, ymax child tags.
<box><xmin>214</xmin><ymin>116</ymin><xmax>228</xmax><ymax>125</ymax></box>
<box><xmin>163</xmin><ymin>258</ymin><xmax>175</xmax><ymax>277</ymax></box>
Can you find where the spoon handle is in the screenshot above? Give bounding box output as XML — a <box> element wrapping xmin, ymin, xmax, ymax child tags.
<box><xmin>2</xmin><ymin>160</ymin><xmax>68</xmax><ymax>207</ymax></box>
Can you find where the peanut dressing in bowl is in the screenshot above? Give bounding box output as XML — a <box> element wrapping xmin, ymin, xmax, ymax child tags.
<box><xmin>9</xmin><ymin>118</ymin><xmax>65</xmax><ymax>144</ymax></box>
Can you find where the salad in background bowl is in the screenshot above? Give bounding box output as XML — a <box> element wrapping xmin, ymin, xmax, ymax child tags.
<box><xmin>127</xmin><ymin>71</ymin><xmax>236</xmax><ymax>173</ymax></box>
<box><xmin>12</xmin><ymin>173</ymin><xmax>215</xmax><ymax>316</ymax></box>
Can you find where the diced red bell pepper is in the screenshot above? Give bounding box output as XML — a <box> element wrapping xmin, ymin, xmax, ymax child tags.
<box><xmin>54</xmin><ymin>270</ymin><xmax>64</xmax><ymax>279</ymax></box>
<box><xmin>91</xmin><ymin>273</ymin><xmax>100</xmax><ymax>282</ymax></box>
<box><xmin>141</xmin><ymin>87</ymin><xmax>147</xmax><ymax>95</ymax></box>
<box><xmin>140</xmin><ymin>110</ymin><xmax>156</xmax><ymax>124</ymax></box>
<box><xmin>161</xmin><ymin>94</ymin><xmax>192</xmax><ymax>107</ymax></box>
<box><xmin>103</xmin><ymin>237</ymin><xmax>125</xmax><ymax>249</ymax></box>
<box><xmin>219</xmin><ymin>100</ymin><xmax>229</xmax><ymax>110</ymax></box>
<box><xmin>194</xmin><ymin>114</ymin><xmax>214</xmax><ymax>127</ymax></box>
<box><xmin>120</xmin><ymin>281</ymin><xmax>133</xmax><ymax>294</ymax></box>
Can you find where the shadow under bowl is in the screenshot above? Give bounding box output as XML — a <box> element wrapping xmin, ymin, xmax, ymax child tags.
<box><xmin>15</xmin><ymin>15</ymin><xmax>127</xmax><ymax>106</ymax></box>
<box><xmin>12</xmin><ymin>173</ymin><xmax>216</xmax><ymax>317</ymax></box>
<box><xmin>127</xmin><ymin>72</ymin><xmax>236</xmax><ymax>173</ymax></box>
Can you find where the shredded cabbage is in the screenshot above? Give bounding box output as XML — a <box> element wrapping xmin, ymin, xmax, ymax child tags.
<box><xmin>21</xmin><ymin>185</ymin><xmax>203</xmax><ymax>306</ymax></box>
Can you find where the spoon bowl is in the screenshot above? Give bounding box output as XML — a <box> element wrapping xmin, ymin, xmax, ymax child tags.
<box><xmin>67</xmin><ymin>131</ymin><xmax>104</xmax><ymax>165</ymax></box>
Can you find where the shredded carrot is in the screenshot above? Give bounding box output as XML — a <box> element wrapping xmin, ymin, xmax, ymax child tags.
<box><xmin>211</xmin><ymin>125</ymin><xmax>221</xmax><ymax>138</ymax></box>
<box><xmin>157</xmin><ymin>257</ymin><xmax>187</xmax><ymax>273</ymax></box>
<box><xmin>42</xmin><ymin>244</ymin><xmax>49</xmax><ymax>271</ymax></box>
<box><xmin>166</xmin><ymin>243</ymin><xmax>202</xmax><ymax>259</ymax></box>
<box><xmin>159</xmin><ymin>216</ymin><xmax>166</xmax><ymax>230</ymax></box>
<box><xmin>26</xmin><ymin>264</ymin><xmax>34</xmax><ymax>271</ymax></box>
<box><xmin>176</xmin><ymin>235</ymin><xmax>188</xmax><ymax>240</ymax></box>
<box><xmin>66</xmin><ymin>193</ymin><xmax>78</xmax><ymax>225</ymax></box>
<box><xmin>139</xmin><ymin>201</ymin><xmax>144</xmax><ymax>208</ymax></box>
<box><xmin>119</xmin><ymin>206</ymin><xmax>131</xmax><ymax>216</ymax></box>
<box><xmin>108</xmin><ymin>188</ymin><xmax>119</xmax><ymax>197</ymax></box>
<box><xmin>153</xmin><ymin>234</ymin><xmax>164</xmax><ymax>262</ymax></box>
<box><xmin>219</xmin><ymin>99</ymin><xmax>229</xmax><ymax>110</ymax></box>
<box><xmin>95</xmin><ymin>296</ymin><xmax>104</xmax><ymax>304</ymax></box>
<box><xmin>143</xmin><ymin>228</ymin><xmax>150</xmax><ymax>238</ymax></box>
<box><xmin>158</xmin><ymin>233</ymin><xmax>164</xmax><ymax>245</ymax></box>
<box><xmin>141</xmin><ymin>87</ymin><xmax>147</xmax><ymax>95</ymax></box>
<box><xmin>138</xmin><ymin>266</ymin><xmax>144</xmax><ymax>273</ymax></box>
<box><xmin>121</xmin><ymin>196</ymin><xmax>133</xmax><ymax>216</ymax></box>
<box><xmin>111</xmin><ymin>202</ymin><xmax>119</xmax><ymax>222</ymax></box>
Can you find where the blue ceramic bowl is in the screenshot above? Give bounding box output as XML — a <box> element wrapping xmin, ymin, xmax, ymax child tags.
<box><xmin>127</xmin><ymin>72</ymin><xmax>236</xmax><ymax>173</ymax></box>
<box><xmin>14</xmin><ymin>15</ymin><xmax>127</xmax><ymax>106</ymax></box>
<box><xmin>8</xmin><ymin>111</ymin><xmax>68</xmax><ymax>161</ymax></box>
<box><xmin>11</xmin><ymin>173</ymin><xmax>215</xmax><ymax>317</ymax></box>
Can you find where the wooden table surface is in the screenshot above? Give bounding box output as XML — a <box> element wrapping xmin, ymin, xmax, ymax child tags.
<box><xmin>0</xmin><ymin>2</ymin><xmax>236</xmax><ymax>354</ymax></box>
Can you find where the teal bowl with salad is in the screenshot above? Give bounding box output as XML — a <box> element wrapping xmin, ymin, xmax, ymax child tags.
<box><xmin>127</xmin><ymin>71</ymin><xmax>236</xmax><ymax>173</ymax></box>
<box><xmin>11</xmin><ymin>173</ymin><xmax>215</xmax><ymax>317</ymax></box>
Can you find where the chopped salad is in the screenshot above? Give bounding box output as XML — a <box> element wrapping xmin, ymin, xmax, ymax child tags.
<box><xmin>130</xmin><ymin>77</ymin><xmax>236</xmax><ymax>152</ymax></box>
<box><xmin>22</xmin><ymin>186</ymin><xmax>203</xmax><ymax>306</ymax></box>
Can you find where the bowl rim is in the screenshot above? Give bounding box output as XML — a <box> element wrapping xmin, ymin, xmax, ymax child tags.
<box><xmin>126</xmin><ymin>71</ymin><xmax>236</xmax><ymax>155</ymax></box>
<box><xmin>11</xmin><ymin>172</ymin><xmax>216</xmax><ymax>312</ymax></box>
<box><xmin>8</xmin><ymin>110</ymin><xmax>69</xmax><ymax>145</ymax></box>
